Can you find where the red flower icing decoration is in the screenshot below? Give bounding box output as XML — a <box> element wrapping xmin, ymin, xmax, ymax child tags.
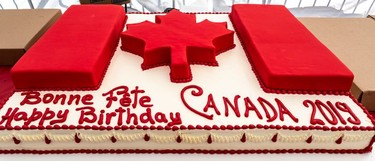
<box><xmin>121</xmin><ymin>10</ymin><xmax>235</xmax><ymax>83</ymax></box>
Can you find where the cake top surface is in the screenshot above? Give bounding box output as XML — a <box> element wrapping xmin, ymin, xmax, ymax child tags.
<box><xmin>1</xmin><ymin>14</ymin><xmax>373</xmax><ymax>131</ymax></box>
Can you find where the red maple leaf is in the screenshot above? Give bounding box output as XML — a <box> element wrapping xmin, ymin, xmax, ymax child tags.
<box><xmin>121</xmin><ymin>10</ymin><xmax>235</xmax><ymax>83</ymax></box>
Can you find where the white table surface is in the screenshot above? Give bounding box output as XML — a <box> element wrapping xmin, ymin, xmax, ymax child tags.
<box><xmin>0</xmin><ymin>150</ymin><xmax>374</xmax><ymax>161</ymax></box>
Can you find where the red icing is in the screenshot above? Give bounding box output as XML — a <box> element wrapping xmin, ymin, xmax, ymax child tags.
<box><xmin>19</xmin><ymin>92</ymin><xmax>93</xmax><ymax>106</ymax></box>
<box><xmin>76</xmin><ymin>107</ymin><xmax>97</xmax><ymax>124</ymax></box>
<box><xmin>204</xmin><ymin>94</ymin><xmax>221</xmax><ymax>116</ymax></box>
<box><xmin>336</xmin><ymin>135</ymin><xmax>343</xmax><ymax>144</ymax></box>
<box><xmin>176</xmin><ymin>135</ymin><xmax>182</xmax><ymax>143</ymax></box>
<box><xmin>102</xmin><ymin>86</ymin><xmax>153</xmax><ymax>109</ymax></box>
<box><xmin>303</xmin><ymin>100</ymin><xmax>362</xmax><ymax>126</ymax></box>
<box><xmin>74</xmin><ymin>133</ymin><xmax>81</xmax><ymax>143</ymax></box>
<box><xmin>111</xmin><ymin>136</ymin><xmax>117</xmax><ymax>143</ymax></box>
<box><xmin>335</xmin><ymin>102</ymin><xmax>361</xmax><ymax>125</ymax></box>
<box><xmin>140</xmin><ymin>108</ymin><xmax>155</xmax><ymax>124</ymax></box>
<box><xmin>275</xmin><ymin>98</ymin><xmax>299</xmax><ymax>123</ymax></box>
<box><xmin>229</xmin><ymin>4</ymin><xmax>353</xmax><ymax>92</ymax></box>
<box><xmin>12</xmin><ymin>136</ymin><xmax>20</xmax><ymax>144</ymax></box>
<box><xmin>144</xmin><ymin>134</ymin><xmax>150</xmax><ymax>141</ymax></box>
<box><xmin>167</xmin><ymin>112</ymin><xmax>182</xmax><ymax>126</ymax></box>
<box><xmin>50</xmin><ymin>110</ymin><xmax>68</xmax><ymax>125</ymax></box>
<box><xmin>244</xmin><ymin>97</ymin><xmax>263</xmax><ymax>119</ymax></box>
<box><xmin>181</xmin><ymin>85</ymin><xmax>301</xmax><ymax>123</ymax></box>
<box><xmin>130</xmin><ymin>86</ymin><xmax>146</xmax><ymax>108</ymax></box>
<box><xmin>11</xmin><ymin>5</ymin><xmax>127</xmax><ymax>90</ymax></box>
<box><xmin>240</xmin><ymin>133</ymin><xmax>246</xmax><ymax>143</ymax></box>
<box><xmin>121</xmin><ymin>10</ymin><xmax>234</xmax><ymax>83</ymax></box>
<box><xmin>315</xmin><ymin>100</ymin><xmax>338</xmax><ymax>125</ymax></box>
<box><xmin>328</xmin><ymin>101</ymin><xmax>347</xmax><ymax>124</ymax></box>
<box><xmin>207</xmin><ymin>134</ymin><xmax>212</xmax><ymax>144</ymax></box>
<box><xmin>223</xmin><ymin>96</ymin><xmax>241</xmax><ymax>117</ymax></box>
<box><xmin>306</xmin><ymin>135</ymin><xmax>313</xmax><ymax>144</ymax></box>
<box><xmin>42</xmin><ymin>93</ymin><xmax>54</xmax><ymax>103</ymax></box>
<box><xmin>304</xmin><ymin>100</ymin><xmax>325</xmax><ymax>125</ymax></box>
<box><xmin>45</xmin><ymin>135</ymin><xmax>51</xmax><ymax>144</ymax></box>
<box><xmin>180</xmin><ymin>85</ymin><xmax>213</xmax><ymax>120</ymax></box>
<box><xmin>272</xmin><ymin>133</ymin><xmax>278</xmax><ymax>142</ymax></box>
<box><xmin>258</xmin><ymin>97</ymin><xmax>277</xmax><ymax>122</ymax></box>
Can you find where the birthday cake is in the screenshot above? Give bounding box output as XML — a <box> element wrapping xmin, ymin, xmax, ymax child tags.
<box><xmin>0</xmin><ymin>4</ymin><xmax>374</xmax><ymax>153</ymax></box>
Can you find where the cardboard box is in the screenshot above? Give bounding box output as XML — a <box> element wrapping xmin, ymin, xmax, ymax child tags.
<box><xmin>80</xmin><ymin>0</ymin><xmax>130</xmax><ymax>4</ymax></box>
<box><xmin>0</xmin><ymin>9</ymin><xmax>61</xmax><ymax>65</ymax></box>
<box><xmin>299</xmin><ymin>18</ymin><xmax>375</xmax><ymax>111</ymax></box>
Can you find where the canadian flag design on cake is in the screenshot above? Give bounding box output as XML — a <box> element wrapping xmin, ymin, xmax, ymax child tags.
<box><xmin>0</xmin><ymin>4</ymin><xmax>373</xmax><ymax>154</ymax></box>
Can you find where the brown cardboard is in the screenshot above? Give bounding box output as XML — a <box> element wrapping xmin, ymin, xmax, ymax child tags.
<box><xmin>299</xmin><ymin>18</ymin><xmax>375</xmax><ymax>111</ymax></box>
<box><xmin>80</xmin><ymin>0</ymin><xmax>130</xmax><ymax>4</ymax></box>
<box><xmin>0</xmin><ymin>9</ymin><xmax>61</xmax><ymax>65</ymax></box>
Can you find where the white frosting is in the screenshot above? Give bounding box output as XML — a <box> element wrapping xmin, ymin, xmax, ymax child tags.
<box><xmin>47</xmin><ymin>133</ymin><xmax>75</xmax><ymax>142</ymax></box>
<box><xmin>0</xmin><ymin>134</ymin><xmax>12</xmax><ymax>142</ymax></box>
<box><xmin>211</xmin><ymin>132</ymin><xmax>242</xmax><ymax>143</ymax></box>
<box><xmin>343</xmin><ymin>133</ymin><xmax>374</xmax><ymax>142</ymax></box>
<box><xmin>114</xmin><ymin>132</ymin><xmax>144</xmax><ymax>142</ymax></box>
<box><xmin>15</xmin><ymin>133</ymin><xmax>44</xmax><ymax>142</ymax></box>
<box><xmin>0</xmin><ymin>14</ymin><xmax>374</xmax><ymax>151</ymax></box>
<box><xmin>246</xmin><ymin>132</ymin><xmax>274</xmax><ymax>143</ymax></box>
<box><xmin>312</xmin><ymin>133</ymin><xmax>342</xmax><ymax>143</ymax></box>
<box><xmin>180</xmin><ymin>132</ymin><xmax>208</xmax><ymax>144</ymax></box>
<box><xmin>149</xmin><ymin>132</ymin><xmax>177</xmax><ymax>143</ymax></box>
<box><xmin>80</xmin><ymin>132</ymin><xmax>112</xmax><ymax>143</ymax></box>
<box><xmin>278</xmin><ymin>133</ymin><xmax>309</xmax><ymax>143</ymax></box>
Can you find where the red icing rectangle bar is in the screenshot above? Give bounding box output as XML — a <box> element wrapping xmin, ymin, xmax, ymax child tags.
<box><xmin>230</xmin><ymin>4</ymin><xmax>354</xmax><ymax>92</ymax></box>
<box><xmin>11</xmin><ymin>5</ymin><xmax>127</xmax><ymax>90</ymax></box>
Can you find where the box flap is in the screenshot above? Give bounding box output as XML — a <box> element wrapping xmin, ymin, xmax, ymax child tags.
<box><xmin>299</xmin><ymin>18</ymin><xmax>375</xmax><ymax>111</ymax></box>
<box><xmin>0</xmin><ymin>9</ymin><xmax>61</xmax><ymax>65</ymax></box>
<box><xmin>362</xmin><ymin>91</ymin><xmax>375</xmax><ymax>111</ymax></box>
